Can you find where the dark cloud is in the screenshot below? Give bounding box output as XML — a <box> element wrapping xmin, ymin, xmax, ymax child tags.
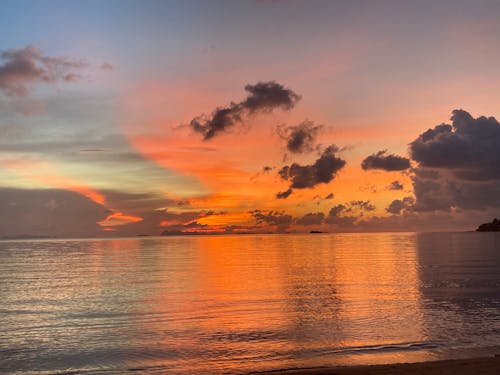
<box><xmin>262</xmin><ymin>165</ymin><xmax>273</xmax><ymax>173</ymax></box>
<box><xmin>190</xmin><ymin>106</ymin><xmax>242</xmax><ymax>141</ymax></box>
<box><xmin>386</xmin><ymin>196</ymin><xmax>415</xmax><ymax>215</ymax></box>
<box><xmin>161</xmin><ymin>209</ymin><xmax>219</xmax><ymax>223</ymax></box>
<box><xmin>277</xmin><ymin>120</ymin><xmax>323</xmax><ymax>154</ymax></box>
<box><xmin>241</xmin><ymin>81</ymin><xmax>300</xmax><ymax>112</ymax></box>
<box><xmin>190</xmin><ymin>81</ymin><xmax>300</xmax><ymax>140</ymax></box>
<box><xmin>349</xmin><ymin>200</ymin><xmax>376</xmax><ymax>211</ymax></box>
<box><xmin>324</xmin><ymin>193</ymin><xmax>334</xmax><ymax>200</ymax></box>
<box><xmin>324</xmin><ymin>204</ymin><xmax>357</xmax><ymax>226</ymax></box>
<box><xmin>410</xmin><ymin>110</ymin><xmax>500</xmax><ymax>211</ymax></box>
<box><xmin>0</xmin><ymin>45</ymin><xmax>88</xmax><ymax>97</ymax></box>
<box><xmin>295</xmin><ymin>212</ymin><xmax>325</xmax><ymax>226</ymax></box>
<box><xmin>276</xmin><ymin>188</ymin><xmax>293</xmax><ymax>199</ymax></box>
<box><xmin>356</xmin><ymin>210</ymin><xmax>488</xmax><ymax>233</ymax></box>
<box><xmin>410</xmin><ymin>109</ymin><xmax>500</xmax><ymax>180</ymax></box>
<box><xmin>387</xmin><ymin>180</ymin><xmax>404</xmax><ymax>190</ymax></box>
<box><xmin>160</xmin><ymin>221</ymin><xmax>211</xmax><ymax>235</ymax></box>
<box><xmin>110</xmin><ymin>208</ymin><xmax>223</xmax><ymax>236</ymax></box>
<box><xmin>250</xmin><ymin>209</ymin><xmax>293</xmax><ymax>231</ymax></box>
<box><xmin>278</xmin><ymin>145</ymin><xmax>346</xmax><ymax>194</ymax></box>
<box><xmin>414</xmin><ymin>168</ymin><xmax>440</xmax><ymax>180</ymax></box>
<box><xmin>322</xmin><ymin>200</ymin><xmax>375</xmax><ymax>227</ymax></box>
<box><xmin>361</xmin><ymin>150</ymin><xmax>411</xmax><ymax>171</ymax></box>
<box><xmin>0</xmin><ymin>188</ymin><xmax>106</xmax><ymax>237</ymax></box>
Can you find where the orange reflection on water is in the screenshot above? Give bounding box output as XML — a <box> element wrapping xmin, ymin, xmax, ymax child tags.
<box><xmin>126</xmin><ymin>234</ymin><xmax>430</xmax><ymax>372</ymax></box>
<box><xmin>327</xmin><ymin>233</ymin><xmax>429</xmax><ymax>364</ymax></box>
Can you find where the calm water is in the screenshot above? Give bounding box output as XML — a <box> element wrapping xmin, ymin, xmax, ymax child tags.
<box><xmin>2</xmin><ymin>232</ymin><xmax>500</xmax><ymax>374</ymax></box>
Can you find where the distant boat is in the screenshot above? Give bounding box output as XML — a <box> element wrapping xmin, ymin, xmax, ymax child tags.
<box><xmin>309</xmin><ymin>230</ymin><xmax>324</xmax><ymax>234</ymax></box>
<box><xmin>476</xmin><ymin>218</ymin><xmax>500</xmax><ymax>232</ymax></box>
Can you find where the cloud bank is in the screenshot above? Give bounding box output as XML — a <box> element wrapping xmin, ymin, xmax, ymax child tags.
<box><xmin>410</xmin><ymin>109</ymin><xmax>500</xmax><ymax>211</ymax></box>
<box><xmin>0</xmin><ymin>188</ymin><xmax>106</xmax><ymax>237</ymax></box>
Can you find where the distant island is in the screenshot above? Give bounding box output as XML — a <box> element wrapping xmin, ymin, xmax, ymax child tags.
<box><xmin>161</xmin><ymin>230</ymin><xmax>255</xmax><ymax>236</ymax></box>
<box><xmin>310</xmin><ymin>230</ymin><xmax>325</xmax><ymax>234</ymax></box>
<box><xmin>161</xmin><ymin>230</ymin><xmax>207</xmax><ymax>236</ymax></box>
<box><xmin>476</xmin><ymin>218</ymin><xmax>500</xmax><ymax>232</ymax></box>
<box><xmin>1</xmin><ymin>234</ymin><xmax>53</xmax><ymax>240</ymax></box>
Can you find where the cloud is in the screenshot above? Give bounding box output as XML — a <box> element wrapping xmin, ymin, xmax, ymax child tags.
<box><xmin>276</xmin><ymin>188</ymin><xmax>293</xmax><ymax>199</ymax></box>
<box><xmin>361</xmin><ymin>150</ymin><xmax>411</xmax><ymax>171</ymax></box>
<box><xmin>190</xmin><ymin>81</ymin><xmax>300</xmax><ymax>140</ymax></box>
<box><xmin>387</xmin><ymin>180</ymin><xmax>404</xmax><ymax>190</ymax></box>
<box><xmin>160</xmin><ymin>221</ymin><xmax>211</xmax><ymax>235</ymax></box>
<box><xmin>110</xmin><ymin>208</ymin><xmax>223</xmax><ymax>236</ymax></box>
<box><xmin>0</xmin><ymin>45</ymin><xmax>88</xmax><ymax>97</ymax></box>
<box><xmin>321</xmin><ymin>200</ymin><xmax>375</xmax><ymax>227</ymax></box>
<box><xmin>277</xmin><ymin>120</ymin><xmax>323</xmax><ymax>153</ymax></box>
<box><xmin>250</xmin><ymin>209</ymin><xmax>293</xmax><ymax>231</ymax></box>
<box><xmin>409</xmin><ymin>110</ymin><xmax>500</xmax><ymax>211</ymax></box>
<box><xmin>356</xmin><ymin>209</ymin><xmax>487</xmax><ymax>233</ymax></box>
<box><xmin>349</xmin><ymin>200</ymin><xmax>376</xmax><ymax>211</ymax></box>
<box><xmin>386</xmin><ymin>196</ymin><xmax>415</xmax><ymax>214</ymax></box>
<box><xmin>312</xmin><ymin>192</ymin><xmax>334</xmax><ymax>204</ymax></box>
<box><xmin>324</xmin><ymin>204</ymin><xmax>357</xmax><ymax>226</ymax></box>
<box><xmin>241</xmin><ymin>81</ymin><xmax>300</xmax><ymax>112</ymax></box>
<box><xmin>249</xmin><ymin>199</ymin><xmax>375</xmax><ymax>230</ymax></box>
<box><xmin>278</xmin><ymin>145</ymin><xmax>346</xmax><ymax>194</ymax></box>
<box><xmin>161</xmin><ymin>209</ymin><xmax>219</xmax><ymax>224</ymax></box>
<box><xmin>295</xmin><ymin>212</ymin><xmax>325</xmax><ymax>225</ymax></box>
<box><xmin>410</xmin><ymin>109</ymin><xmax>500</xmax><ymax>180</ymax></box>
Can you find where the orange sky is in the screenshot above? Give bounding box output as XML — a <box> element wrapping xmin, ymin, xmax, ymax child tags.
<box><xmin>2</xmin><ymin>1</ymin><xmax>500</xmax><ymax>237</ymax></box>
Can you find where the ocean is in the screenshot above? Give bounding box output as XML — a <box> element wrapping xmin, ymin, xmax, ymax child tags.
<box><xmin>1</xmin><ymin>232</ymin><xmax>500</xmax><ymax>374</ymax></box>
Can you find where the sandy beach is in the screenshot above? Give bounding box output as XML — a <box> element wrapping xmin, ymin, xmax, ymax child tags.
<box><xmin>258</xmin><ymin>356</ymin><xmax>500</xmax><ymax>374</ymax></box>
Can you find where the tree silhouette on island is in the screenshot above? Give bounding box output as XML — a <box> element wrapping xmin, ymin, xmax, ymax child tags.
<box><xmin>477</xmin><ymin>218</ymin><xmax>500</xmax><ymax>232</ymax></box>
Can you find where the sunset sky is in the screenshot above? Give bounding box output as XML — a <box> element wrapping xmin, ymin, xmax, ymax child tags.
<box><xmin>2</xmin><ymin>0</ymin><xmax>500</xmax><ymax>237</ymax></box>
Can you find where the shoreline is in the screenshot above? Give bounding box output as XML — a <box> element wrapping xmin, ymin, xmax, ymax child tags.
<box><xmin>256</xmin><ymin>355</ymin><xmax>500</xmax><ymax>374</ymax></box>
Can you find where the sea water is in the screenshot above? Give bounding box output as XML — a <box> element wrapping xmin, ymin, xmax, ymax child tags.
<box><xmin>1</xmin><ymin>232</ymin><xmax>500</xmax><ymax>374</ymax></box>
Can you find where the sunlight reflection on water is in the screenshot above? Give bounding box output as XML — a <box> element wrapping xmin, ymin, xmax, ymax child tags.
<box><xmin>1</xmin><ymin>232</ymin><xmax>500</xmax><ymax>373</ymax></box>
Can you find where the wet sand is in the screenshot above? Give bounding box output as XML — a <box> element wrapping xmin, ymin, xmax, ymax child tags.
<box><xmin>258</xmin><ymin>356</ymin><xmax>500</xmax><ymax>374</ymax></box>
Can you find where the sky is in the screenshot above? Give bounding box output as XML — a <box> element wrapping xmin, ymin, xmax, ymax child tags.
<box><xmin>1</xmin><ymin>0</ymin><xmax>500</xmax><ymax>237</ymax></box>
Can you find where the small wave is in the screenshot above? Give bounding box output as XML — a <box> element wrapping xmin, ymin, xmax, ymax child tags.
<box><xmin>308</xmin><ymin>340</ymin><xmax>442</xmax><ymax>357</ymax></box>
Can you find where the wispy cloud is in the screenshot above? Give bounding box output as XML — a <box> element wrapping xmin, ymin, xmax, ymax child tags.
<box><xmin>0</xmin><ymin>45</ymin><xmax>89</xmax><ymax>96</ymax></box>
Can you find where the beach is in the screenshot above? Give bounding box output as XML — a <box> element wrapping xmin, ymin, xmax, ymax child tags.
<box><xmin>261</xmin><ymin>356</ymin><xmax>500</xmax><ymax>374</ymax></box>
